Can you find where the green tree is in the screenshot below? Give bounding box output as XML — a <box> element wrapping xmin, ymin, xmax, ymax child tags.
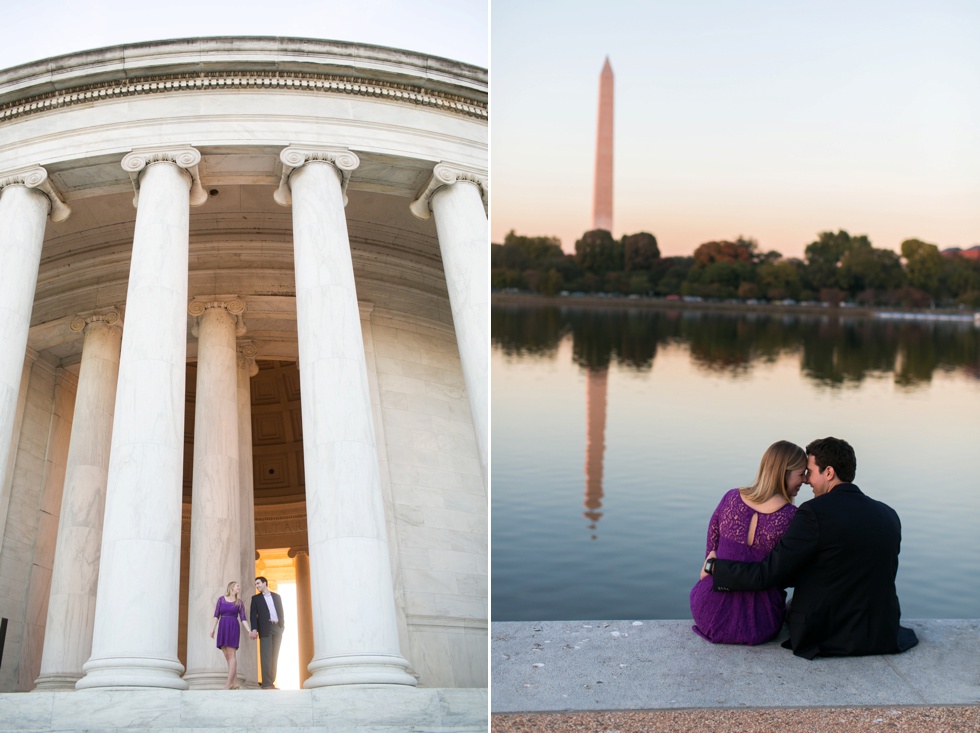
<box><xmin>651</xmin><ymin>257</ymin><xmax>693</xmax><ymax>296</ymax></box>
<box><xmin>490</xmin><ymin>268</ymin><xmax>526</xmax><ymax>290</ymax></box>
<box><xmin>502</xmin><ymin>230</ymin><xmax>564</xmax><ymax>267</ymax></box>
<box><xmin>757</xmin><ymin>259</ymin><xmax>803</xmax><ymax>301</ymax></box>
<box><xmin>575</xmin><ymin>229</ymin><xmax>622</xmax><ymax>274</ymax></box>
<box><xmin>541</xmin><ymin>268</ymin><xmax>564</xmax><ymax>296</ymax></box>
<box><xmin>839</xmin><ymin>245</ymin><xmax>904</xmax><ymax>297</ymax></box>
<box><xmin>804</xmin><ymin>230</ymin><xmax>870</xmax><ymax>291</ymax></box>
<box><xmin>901</xmin><ymin>239</ymin><xmax>943</xmax><ymax>300</ymax></box>
<box><xmin>627</xmin><ymin>272</ymin><xmax>650</xmax><ymax>295</ymax></box>
<box><xmin>622</xmin><ymin>232</ymin><xmax>660</xmax><ymax>271</ymax></box>
<box><xmin>683</xmin><ymin>260</ymin><xmax>755</xmax><ymax>299</ymax></box>
<box><xmin>942</xmin><ymin>255</ymin><xmax>980</xmax><ymax>300</ymax></box>
<box><xmin>491</xmin><ymin>242</ymin><xmax>528</xmax><ymax>271</ymax></box>
<box><xmin>957</xmin><ymin>290</ymin><xmax>980</xmax><ymax>308</ymax></box>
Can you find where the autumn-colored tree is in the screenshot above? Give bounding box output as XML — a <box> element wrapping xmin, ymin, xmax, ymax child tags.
<box><xmin>692</xmin><ymin>239</ymin><xmax>755</xmax><ymax>266</ymax></box>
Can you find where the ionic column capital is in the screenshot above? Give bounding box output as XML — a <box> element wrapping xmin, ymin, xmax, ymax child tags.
<box><xmin>69</xmin><ymin>308</ymin><xmax>123</xmax><ymax>335</ymax></box>
<box><xmin>288</xmin><ymin>546</ymin><xmax>310</xmax><ymax>559</ymax></box>
<box><xmin>237</xmin><ymin>340</ymin><xmax>259</xmax><ymax>377</ymax></box>
<box><xmin>0</xmin><ymin>165</ymin><xmax>71</xmax><ymax>222</ymax></box>
<box><xmin>410</xmin><ymin>162</ymin><xmax>488</xmax><ymax>220</ymax></box>
<box><xmin>121</xmin><ymin>146</ymin><xmax>207</xmax><ymax>209</ymax></box>
<box><xmin>274</xmin><ymin>145</ymin><xmax>360</xmax><ymax>207</ymax></box>
<box><xmin>188</xmin><ymin>297</ymin><xmax>246</xmax><ymax>337</ymax></box>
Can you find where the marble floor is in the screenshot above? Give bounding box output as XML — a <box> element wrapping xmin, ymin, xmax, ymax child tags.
<box><xmin>0</xmin><ymin>686</ymin><xmax>488</xmax><ymax>732</ymax></box>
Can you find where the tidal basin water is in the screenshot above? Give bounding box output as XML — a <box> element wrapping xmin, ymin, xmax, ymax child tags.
<box><xmin>491</xmin><ymin>303</ymin><xmax>980</xmax><ymax>622</ymax></box>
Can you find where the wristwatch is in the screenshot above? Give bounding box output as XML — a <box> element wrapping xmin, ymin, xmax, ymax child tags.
<box><xmin>703</xmin><ymin>558</ymin><xmax>716</xmax><ymax>575</ymax></box>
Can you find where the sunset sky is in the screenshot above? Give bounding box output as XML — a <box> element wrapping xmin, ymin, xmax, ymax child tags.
<box><xmin>491</xmin><ymin>1</ymin><xmax>980</xmax><ymax>258</ymax></box>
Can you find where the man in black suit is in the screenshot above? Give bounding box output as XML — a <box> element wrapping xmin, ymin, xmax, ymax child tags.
<box><xmin>249</xmin><ymin>576</ymin><xmax>285</xmax><ymax>688</ymax></box>
<box><xmin>702</xmin><ymin>437</ymin><xmax>918</xmax><ymax>659</ymax></box>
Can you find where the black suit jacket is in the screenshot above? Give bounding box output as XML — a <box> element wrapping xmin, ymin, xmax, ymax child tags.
<box><xmin>249</xmin><ymin>591</ymin><xmax>285</xmax><ymax>637</ymax></box>
<box><xmin>712</xmin><ymin>484</ymin><xmax>917</xmax><ymax>659</ymax></box>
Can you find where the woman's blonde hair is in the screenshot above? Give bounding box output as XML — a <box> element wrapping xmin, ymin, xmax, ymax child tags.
<box><xmin>740</xmin><ymin>440</ymin><xmax>806</xmax><ymax>504</ymax></box>
<box><xmin>225</xmin><ymin>580</ymin><xmax>242</xmax><ymax>609</ymax></box>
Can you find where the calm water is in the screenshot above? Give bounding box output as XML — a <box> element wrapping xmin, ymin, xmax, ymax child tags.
<box><xmin>491</xmin><ymin>304</ymin><xmax>980</xmax><ymax>621</ymax></box>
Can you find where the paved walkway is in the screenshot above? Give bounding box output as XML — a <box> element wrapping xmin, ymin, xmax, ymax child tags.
<box><xmin>491</xmin><ymin>619</ymin><xmax>980</xmax><ymax>713</ymax></box>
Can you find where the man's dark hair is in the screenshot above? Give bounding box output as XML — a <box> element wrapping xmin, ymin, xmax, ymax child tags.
<box><xmin>255</xmin><ymin>576</ymin><xmax>269</xmax><ymax>585</ymax></box>
<box><xmin>806</xmin><ymin>437</ymin><xmax>856</xmax><ymax>483</ymax></box>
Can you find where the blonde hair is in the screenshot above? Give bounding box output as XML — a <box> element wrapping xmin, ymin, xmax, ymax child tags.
<box><xmin>739</xmin><ymin>441</ymin><xmax>806</xmax><ymax>504</ymax></box>
<box><xmin>225</xmin><ymin>580</ymin><xmax>242</xmax><ymax>610</ymax></box>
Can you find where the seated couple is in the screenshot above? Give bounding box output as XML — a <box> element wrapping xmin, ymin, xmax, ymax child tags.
<box><xmin>690</xmin><ymin>437</ymin><xmax>919</xmax><ymax>660</ymax></box>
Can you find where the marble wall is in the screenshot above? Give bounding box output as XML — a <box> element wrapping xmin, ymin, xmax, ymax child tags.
<box><xmin>371</xmin><ymin>311</ymin><xmax>487</xmax><ymax>687</ymax></box>
<box><xmin>0</xmin><ymin>355</ymin><xmax>73</xmax><ymax>691</ymax></box>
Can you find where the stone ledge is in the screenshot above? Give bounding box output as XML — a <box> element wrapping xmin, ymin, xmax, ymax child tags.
<box><xmin>491</xmin><ymin>619</ymin><xmax>980</xmax><ymax>713</ymax></box>
<box><xmin>0</xmin><ymin>686</ymin><xmax>487</xmax><ymax>732</ymax></box>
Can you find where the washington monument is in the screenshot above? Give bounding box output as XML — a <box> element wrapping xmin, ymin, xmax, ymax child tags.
<box><xmin>592</xmin><ymin>57</ymin><xmax>614</xmax><ymax>232</ymax></box>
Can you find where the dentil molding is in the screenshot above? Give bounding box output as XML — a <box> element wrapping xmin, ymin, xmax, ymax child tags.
<box><xmin>0</xmin><ymin>71</ymin><xmax>487</xmax><ymax>125</ymax></box>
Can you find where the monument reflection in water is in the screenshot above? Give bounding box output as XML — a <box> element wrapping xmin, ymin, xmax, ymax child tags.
<box><xmin>491</xmin><ymin>304</ymin><xmax>980</xmax><ymax>622</ymax></box>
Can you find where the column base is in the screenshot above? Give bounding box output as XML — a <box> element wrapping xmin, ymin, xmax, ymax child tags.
<box><xmin>182</xmin><ymin>670</ymin><xmax>241</xmax><ymax>690</ymax></box>
<box><xmin>304</xmin><ymin>653</ymin><xmax>418</xmax><ymax>688</ymax></box>
<box><xmin>33</xmin><ymin>672</ymin><xmax>82</xmax><ymax>691</ymax></box>
<box><xmin>76</xmin><ymin>657</ymin><xmax>189</xmax><ymax>690</ymax></box>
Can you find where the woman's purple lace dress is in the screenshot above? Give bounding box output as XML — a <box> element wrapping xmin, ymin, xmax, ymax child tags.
<box><xmin>214</xmin><ymin>596</ymin><xmax>246</xmax><ymax>649</ymax></box>
<box><xmin>690</xmin><ymin>488</ymin><xmax>797</xmax><ymax>645</ymax></box>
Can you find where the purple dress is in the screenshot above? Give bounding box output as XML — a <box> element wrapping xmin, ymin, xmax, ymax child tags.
<box><xmin>690</xmin><ymin>489</ymin><xmax>797</xmax><ymax>645</ymax></box>
<box><xmin>214</xmin><ymin>596</ymin><xmax>246</xmax><ymax>649</ymax></box>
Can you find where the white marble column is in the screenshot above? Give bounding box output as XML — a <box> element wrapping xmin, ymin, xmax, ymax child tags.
<box><xmin>183</xmin><ymin>298</ymin><xmax>245</xmax><ymax>689</ymax></box>
<box><xmin>0</xmin><ymin>167</ymin><xmax>70</xmax><ymax>511</ymax></box>
<box><xmin>289</xmin><ymin>546</ymin><xmax>314</xmax><ymax>687</ymax></box>
<box><xmin>275</xmin><ymin>145</ymin><xmax>415</xmax><ymax>687</ymax></box>
<box><xmin>236</xmin><ymin>341</ymin><xmax>259</xmax><ymax>688</ymax></box>
<box><xmin>34</xmin><ymin>311</ymin><xmax>122</xmax><ymax>690</ymax></box>
<box><xmin>78</xmin><ymin>147</ymin><xmax>205</xmax><ymax>690</ymax></box>
<box><xmin>410</xmin><ymin>163</ymin><xmax>488</xmax><ymax>487</ymax></box>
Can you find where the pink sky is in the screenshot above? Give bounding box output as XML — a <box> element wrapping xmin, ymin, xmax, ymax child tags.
<box><xmin>491</xmin><ymin>1</ymin><xmax>980</xmax><ymax>259</ymax></box>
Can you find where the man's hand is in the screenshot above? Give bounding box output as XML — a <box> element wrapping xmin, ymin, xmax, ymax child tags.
<box><xmin>700</xmin><ymin>550</ymin><xmax>717</xmax><ymax>580</ymax></box>
<box><xmin>250</xmin><ymin>630</ymin><xmax>258</xmax><ymax>640</ymax></box>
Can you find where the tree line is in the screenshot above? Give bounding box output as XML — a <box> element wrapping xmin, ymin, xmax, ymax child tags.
<box><xmin>491</xmin><ymin>228</ymin><xmax>980</xmax><ymax>308</ymax></box>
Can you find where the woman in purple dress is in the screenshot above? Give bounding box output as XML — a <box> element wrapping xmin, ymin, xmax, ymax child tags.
<box><xmin>690</xmin><ymin>441</ymin><xmax>807</xmax><ymax>645</ymax></box>
<box><xmin>209</xmin><ymin>580</ymin><xmax>253</xmax><ymax>689</ymax></box>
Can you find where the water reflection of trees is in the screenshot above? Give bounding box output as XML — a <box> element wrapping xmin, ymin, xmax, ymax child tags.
<box><xmin>491</xmin><ymin>306</ymin><xmax>564</xmax><ymax>358</ymax></box>
<box><xmin>491</xmin><ymin>305</ymin><xmax>980</xmax><ymax>385</ymax></box>
<box><xmin>568</xmin><ymin>310</ymin><xmax>658</xmax><ymax>370</ymax></box>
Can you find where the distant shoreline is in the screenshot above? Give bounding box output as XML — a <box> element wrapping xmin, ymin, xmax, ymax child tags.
<box><xmin>491</xmin><ymin>292</ymin><xmax>979</xmax><ymax>321</ymax></box>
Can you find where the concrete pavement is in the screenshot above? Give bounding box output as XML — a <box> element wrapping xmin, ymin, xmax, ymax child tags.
<box><xmin>491</xmin><ymin>619</ymin><xmax>980</xmax><ymax>713</ymax></box>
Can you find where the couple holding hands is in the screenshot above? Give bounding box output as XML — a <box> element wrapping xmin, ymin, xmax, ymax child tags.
<box><xmin>691</xmin><ymin>437</ymin><xmax>918</xmax><ymax>660</ymax></box>
<box><xmin>209</xmin><ymin>576</ymin><xmax>285</xmax><ymax>689</ymax></box>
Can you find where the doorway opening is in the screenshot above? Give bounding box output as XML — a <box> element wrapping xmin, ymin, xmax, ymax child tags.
<box><xmin>255</xmin><ymin>548</ymin><xmax>302</xmax><ymax>689</ymax></box>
